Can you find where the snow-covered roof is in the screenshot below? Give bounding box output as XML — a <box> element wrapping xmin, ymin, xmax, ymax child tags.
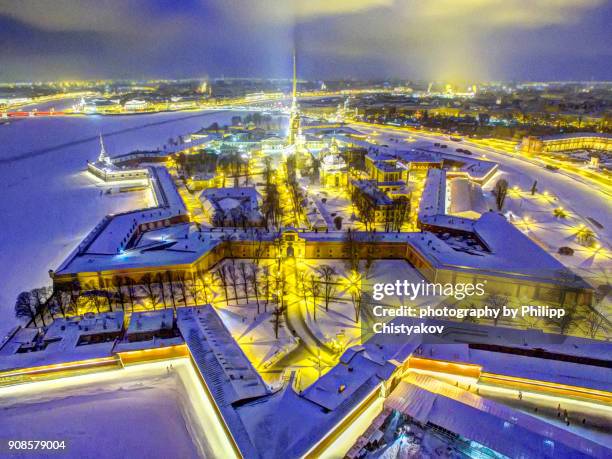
<box><xmin>389</xmin><ymin>374</ymin><xmax>610</xmax><ymax>459</ymax></box>
<box><xmin>378</xmin><ymin>316</ymin><xmax>611</xmax><ymax>391</ymax></box>
<box><xmin>177</xmin><ymin>306</ymin><xmax>268</xmax><ymax>403</ymax></box>
<box><xmin>448</xmin><ymin>177</ymin><xmax>487</xmax><ymax>215</ymax></box>
<box><xmin>0</xmin><ymin>312</ymin><xmax>124</xmax><ymax>372</ymax></box>
<box><xmin>127</xmin><ymin>310</ymin><xmax>174</xmax><ymax>336</ymax></box>
<box><xmin>200</xmin><ymin>187</ymin><xmax>260</xmax><ymax>209</ymax></box>
<box><xmin>56</xmin><ymin>166</ymin><xmax>188</xmax><ymax>274</ymax></box>
<box><xmin>176</xmin><ymin>306</ymin><xmax>266</xmax><ymax>458</ymax></box>
<box><xmin>418</xmin><ymin>168</ymin><xmax>447</xmax><ymax>219</ymax></box>
<box><xmin>45</xmin><ymin>311</ymin><xmax>123</xmax><ymax>339</ymax></box>
<box><xmin>0</xmin><ymin>328</ymin><xmax>40</xmax><ymax>356</ymax></box>
<box><xmin>236</xmin><ymin>371</ymin><xmax>384</xmax><ymax>458</ymax></box>
<box><xmin>413</xmin><ymin>212</ymin><xmax>589</xmax><ymax>286</ymax></box>
<box><xmin>351</xmin><ymin>179</ymin><xmax>394</xmax><ymax>206</ymax></box>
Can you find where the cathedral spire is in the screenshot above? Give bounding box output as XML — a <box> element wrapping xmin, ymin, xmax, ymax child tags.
<box><xmin>288</xmin><ymin>49</ymin><xmax>301</xmax><ymax>146</ymax></box>
<box><xmin>291</xmin><ymin>49</ymin><xmax>298</xmax><ymax>113</ymax></box>
<box><xmin>98</xmin><ymin>133</ymin><xmax>111</xmax><ymax>165</ymax></box>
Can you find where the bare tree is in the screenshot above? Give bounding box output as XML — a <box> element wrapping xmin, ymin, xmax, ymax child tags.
<box><xmin>165</xmin><ymin>271</ymin><xmax>178</xmax><ymax>312</ymax></box>
<box><xmin>548</xmin><ymin>303</ymin><xmax>580</xmax><ymax>335</ymax></box>
<box><xmin>582</xmin><ymin>307</ymin><xmax>608</xmax><ymax>339</ymax></box>
<box><xmin>271</xmin><ymin>303</ymin><xmax>286</xmax><ymax>339</ymax></box>
<box><xmin>308</xmin><ymin>273</ymin><xmax>321</xmax><ymax>321</ymax></box>
<box><xmin>174</xmin><ymin>271</ymin><xmax>189</xmax><ymax>308</ymax></box>
<box><xmin>67</xmin><ymin>280</ymin><xmax>82</xmax><ymax>315</ymax></box>
<box><xmin>186</xmin><ymin>271</ymin><xmax>203</xmax><ymax>306</ymax></box>
<box><xmin>215</xmin><ymin>266</ymin><xmax>230</xmax><ymax>306</ymax></box>
<box><xmin>111</xmin><ymin>276</ymin><xmax>127</xmax><ymax>312</ymax></box>
<box><xmin>47</xmin><ymin>286</ymin><xmax>66</xmax><ymax>318</ymax></box>
<box><xmin>227</xmin><ymin>264</ymin><xmax>239</xmax><ymax>303</ymax></box>
<box><xmin>343</xmin><ymin>228</ymin><xmax>362</xmax><ymax>272</ymax></box>
<box><xmin>390</xmin><ymin>196</ymin><xmax>410</xmax><ymax>232</ymax></box>
<box><xmin>350</xmin><ymin>284</ymin><xmax>363</xmax><ymax>323</ymax></box>
<box><xmin>123</xmin><ymin>277</ymin><xmax>137</xmax><ymax>312</ymax></box>
<box><xmin>297</xmin><ymin>271</ymin><xmax>309</xmax><ymax>305</ymax></box>
<box><xmin>262</xmin><ymin>156</ymin><xmax>274</xmax><ymax>186</ymax></box>
<box><xmin>140</xmin><ymin>273</ymin><xmax>161</xmax><ymax>310</ymax></box>
<box><xmin>250</xmin><ymin>264</ymin><xmax>261</xmax><ymax>313</ymax></box>
<box><xmin>98</xmin><ymin>278</ymin><xmax>113</xmax><ymax>312</ymax></box>
<box><xmin>197</xmin><ymin>270</ymin><xmax>215</xmax><ymax>305</ymax></box>
<box><xmin>351</xmin><ymin>186</ymin><xmax>376</xmax><ymax>230</ymax></box>
<box><xmin>270</xmin><ymin>273</ymin><xmax>287</xmax><ymax>339</ymax></box>
<box><xmin>262</xmin><ymin>182</ymin><xmax>283</xmax><ymax>229</ymax></box>
<box><xmin>84</xmin><ymin>282</ymin><xmax>105</xmax><ymax>314</ymax></box>
<box><xmin>239</xmin><ymin>262</ymin><xmax>250</xmax><ymax>303</ymax></box>
<box><xmin>493</xmin><ymin>179</ymin><xmax>509</xmax><ymax>211</ymax></box>
<box><xmin>317</xmin><ymin>265</ymin><xmax>337</xmax><ymax>312</ymax></box>
<box><xmin>262</xmin><ymin>265</ymin><xmax>270</xmax><ymax>312</ymax></box>
<box><xmin>57</xmin><ymin>285</ymin><xmax>74</xmax><ymax>317</ymax></box>
<box><xmin>31</xmin><ymin>287</ymin><xmax>51</xmax><ymax>326</ymax></box>
<box><xmin>363</xmin><ymin>229</ymin><xmax>382</xmax><ymax>279</ymax></box>
<box><xmin>15</xmin><ymin>291</ymin><xmax>38</xmax><ymax>327</ymax></box>
<box><xmin>251</xmin><ymin>230</ymin><xmax>266</xmax><ymax>266</ymax></box>
<box><xmin>156</xmin><ymin>272</ymin><xmax>169</xmax><ymax>310</ymax></box>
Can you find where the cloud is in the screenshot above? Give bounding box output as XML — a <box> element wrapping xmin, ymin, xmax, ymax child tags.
<box><xmin>287</xmin><ymin>0</ymin><xmax>607</xmax><ymax>80</ymax></box>
<box><xmin>0</xmin><ymin>0</ymin><xmax>136</xmax><ymax>33</ymax></box>
<box><xmin>412</xmin><ymin>0</ymin><xmax>604</xmax><ymax>28</ymax></box>
<box><xmin>0</xmin><ymin>0</ymin><xmax>609</xmax><ymax>81</ymax></box>
<box><xmin>293</xmin><ymin>0</ymin><xmax>393</xmax><ymax>18</ymax></box>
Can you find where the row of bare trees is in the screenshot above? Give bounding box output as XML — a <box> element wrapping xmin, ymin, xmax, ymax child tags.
<box><xmin>14</xmin><ymin>269</ymin><xmax>219</xmax><ymax>326</ymax></box>
<box><xmin>343</xmin><ymin>228</ymin><xmax>383</xmax><ymax>279</ymax></box>
<box><xmin>217</xmin><ymin>150</ymin><xmax>251</xmax><ymax>188</ymax></box>
<box><xmin>284</xmin><ymin>153</ymin><xmax>305</xmax><ymax>226</ymax></box>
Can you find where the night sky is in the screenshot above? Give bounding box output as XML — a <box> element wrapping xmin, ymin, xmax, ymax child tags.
<box><xmin>1</xmin><ymin>0</ymin><xmax>611</xmax><ymax>82</ymax></box>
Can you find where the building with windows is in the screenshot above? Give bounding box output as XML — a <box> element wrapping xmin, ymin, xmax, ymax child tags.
<box><xmin>521</xmin><ymin>133</ymin><xmax>612</xmax><ymax>155</ymax></box>
<box><xmin>320</xmin><ymin>151</ymin><xmax>348</xmax><ymax>188</ymax></box>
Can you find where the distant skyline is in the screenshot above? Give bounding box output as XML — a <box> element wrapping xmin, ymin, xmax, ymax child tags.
<box><xmin>1</xmin><ymin>0</ymin><xmax>611</xmax><ymax>82</ymax></box>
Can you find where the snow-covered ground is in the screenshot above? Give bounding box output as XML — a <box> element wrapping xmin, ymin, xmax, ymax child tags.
<box><xmin>0</xmin><ymin>359</ymin><xmax>236</xmax><ymax>458</ymax></box>
<box><xmin>299</xmin><ymin>259</ymin><xmax>441</xmax><ymax>351</ymax></box>
<box><xmin>307</xmin><ymin>183</ymin><xmax>364</xmax><ymax>230</ymax></box>
<box><xmin>0</xmin><ymin>111</ymin><xmax>243</xmax><ymax>337</ymax></box>
<box><xmin>215</xmin><ymin>301</ymin><xmax>296</xmax><ymax>371</ymax></box>
<box><xmin>204</xmin><ymin>259</ymin><xmax>298</xmax><ymax>383</ymax></box>
<box><xmin>482</xmin><ymin>170</ymin><xmax>611</xmax><ymax>292</ymax></box>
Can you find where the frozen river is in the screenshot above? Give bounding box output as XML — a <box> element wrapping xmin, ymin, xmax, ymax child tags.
<box><xmin>0</xmin><ymin>110</ymin><xmax>242</xmax><ymax>336</ymax></box>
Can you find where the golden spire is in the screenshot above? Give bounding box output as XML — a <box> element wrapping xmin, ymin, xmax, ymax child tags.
<box><xmin>288</xmin><ymin>49</ymin><xmax>301</xmax><ymax>146</ymax></box>
<box><xmin>292</xmin><ymin>49</ymin><xmax>297</xmax><ymax>107</ymax></box>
